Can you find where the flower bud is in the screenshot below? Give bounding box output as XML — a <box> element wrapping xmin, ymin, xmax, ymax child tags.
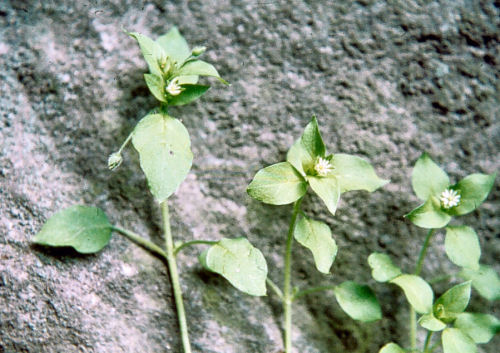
<box><xmin>191</xmin><ymin>46</ymin><xmax>206</xmax><ymax>56</ymax></box>
<box><xmin>108</xmin><ymin>152</ymin><xmax>123</xmax><ymax>171</ymax></box>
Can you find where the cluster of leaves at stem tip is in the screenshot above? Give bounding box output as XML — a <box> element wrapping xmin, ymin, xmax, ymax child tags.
<box><xmin>247</xmin><ymin>117</ymin><xmax>389</xmax><ymax>323</ymax></box>
<box><xmin>371</xmin><ymin>153</ymin><xmax>498</xmax><ymax>353</ymax></box>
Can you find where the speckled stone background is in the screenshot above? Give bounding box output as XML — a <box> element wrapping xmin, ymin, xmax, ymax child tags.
<box><xmin>0</xmin><ymin>1</ymin><xmax>498</xmax><ymax>352</ymax></box>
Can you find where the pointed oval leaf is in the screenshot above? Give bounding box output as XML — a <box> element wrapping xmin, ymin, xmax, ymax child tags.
<box><xmin>459</xmin><ymin>265</ymin><xmax>500</xmax><ymax>301</ymax></box>
<box><xmin>247</xmin><ymin>162</ymin><xmax>307</xmax><ymax>205</ymax></box>
<box><xmin>177</xmin><ymin>75</ymin><xmax>199</xmax><ymax>85</ymax></box>
<box><xmin>412</xmin><ymin>153</ymin><xmax>450</xmax><ymax>200</ymax></box>
<box><xmin>33</xmin><ymin>206</ymin><xmax>112</xmax><ymax>254</ymax></box>
<box><xmin>178</xmin><ymin>60</ymin><xmax>228</xmax><ymax>84</ymax></box>
<box><xmin>449</xmin><ymin>173</ymin><xmax>496</xmax><ymax>216</ymax></box>
<box><xmin>127</xmin><ymin>31</ymin><xmax>164</xmax><ymax>77</ymax></box>
<box><xmin>156</xmin><ymin>27</ymin><xmax>191</xmax><ymax>65</ymax></box>
<box><xmin>405</xmin><ymin>197</ymin><xmax>451</xmax><ymax>229</ymax></box>
<box><xmin>419</xmin><ymin>312</ymin><xmax>447</xmax><ymax>331</ymax></box>
<box><xmin>378</xmin><ymin>342</ymin><xmax>405</xmax><ymax>353</ymax></box>
<box><xmin>167</xmin><ymin>84</ymin><xmax>210</xmax><ymax>106</ymax></box>
<box><xmin>390</xmin><ymin>274</ymin><xmax>434</xmax><ymax>314</ymax></box>
<box><xmin>442</xmin><ymin>328</ymin><xmax>477</xmax><ymax>353</ymax></box>
<box><xmin>445</xmin><ymin>226</ymin><xmax>480</xmax><ymax>270</ymax></box>
<box><xmin>200</xmin><ymin>237</ymin><xmax>268</xmax><ymax>296</ymax></box>
<box><xmin>368</xmin><ymin>253</ymin><xmax>402</xmax><ymax>283</ymax></box>
<box><xmin>300</xmin><ymin>116</ymin><xmax>326</xmax><ymax>162</ymax></box>
<box><xmin>309</xmin><ymin>176</ymin><xmax>341</xmax><ymax>215</ymax></box>
<box><xmin>434</xmin><ymin>282</ymin><xmax>471</xmax><ymax>323</ymax></box>
<box><xmin>331</xmin><ymin>154</ymin><xmax>389</xmax><ymax>193</ymax></box>
<box><xmin>132</xmin><ymin>114</ymin><xmax>193</xmax><ymax>203</ymax></box>
<box><xmin>454</xmin><ymin>313</ymin><xmax>500</xmax><ymax>344</ymax></box>
<box><xmin>334</xmin><ymin>281</ymin><xmax>382</xmax><ymax>322</ymax></box>
<box><xmin>294</xmin><ymin>216</ymin><xmax>337</xmax><ymax>274</ymax></box>
<box><xmin>144</xmin><ymin>74</ymin><xmax>166</xmax><ymax>102</ymax></box>
<box><xmin>286</xmin><ymin>138</ymin><xmax>310</xmax><ymax>176</ymax></box>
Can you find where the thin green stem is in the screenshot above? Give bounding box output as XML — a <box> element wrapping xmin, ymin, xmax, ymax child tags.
<box><xmin>112</xmin><ymin>226</ymin><xmax>167</xmax><ymax>259</ymax></box>
<box><xmin>161</xmin><ymin>201</ymin><xmax>192</xmax><ymax>353</ymax></box>
<box><xmin>409</xmin><ymin>228</ymin><xmax>437</xmax><ymax>349</ymax></box>
<box><xmin>117</xmin><ymin>132</ymin><xmax>133</xmax><ymax>154</ymax></box>
<box><xmin>292</xmin><ymin>285</ymin><xmax>336</xmax><ymax>301</ymax></box>
<box><xmin>266</xmin><ymin>278</ymin><xmax>283</xmax><ymax>300</ymax></box>
<box><xmin>283</xmin><ymin>197</ymin><xmax>303</xmax><ymax>353</ymax></box>
<box><xmin>415</xmin><ymin>229</ymin><xmax>437</xmax><ymax>276</ymax></box>
<box><xmin>174</xmin><ymin>240</ymin><xmax>217</xmax><ymax>256</ymax></box>
<box><xmin>423</xmin><ymin>331</ymin><xmax>433</xmax><ymax>353</ymax></box>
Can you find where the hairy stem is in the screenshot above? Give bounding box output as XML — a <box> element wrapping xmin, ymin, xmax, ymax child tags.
<box><xmin>283</xmin><ymin>197</ymin><xmax>303</xmax><ymax>353</ymax></box>
<box><xmin>292</xmin><ymin>285</ymin><xmax>336</xmax><ymax>301</ymax></box>
<box><xmin>162</xmin><ymin>201</ymin><xmax>192</xmax><ymax>353</ymax></box>
<box><xmin>409</xmin><ymin>228</ymin><xmax>437</xmax><ymax>350</ymax></box>
<box><xmin>112</xmin><ymin>226</ymin><xmax>167</xmax><ymax>259</ymax></box>
<box><xmin>174</xmin><ymin>240</ymin><xmax>218</xmax><ymax>256</ymax></box>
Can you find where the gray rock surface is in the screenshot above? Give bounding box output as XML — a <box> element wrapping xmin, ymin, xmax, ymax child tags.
<box><xmin>1</xmin><ymin>0</ymin><xmax>498</xmax><ymax>352</ymax></box>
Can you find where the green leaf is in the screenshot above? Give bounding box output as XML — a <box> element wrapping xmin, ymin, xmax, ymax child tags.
<box><xmin>178</xmin><ymin>60</ymin><xmax>228</xmax><ymax>84</ymax></box>
<box><xmin>434</xmin><ymin>282</ymin><xmax>472</xmax><ymax>323</ymax></box>
<box><xmin>127</xmin><ymin>31</ymin><xmax>164</xmax><ymax>77</ymax></box>
<box><xmin>449</xmin><ymin>173</ymin><xmax>496</xmax><ymax>216</ymax></box>
<box><xmin>132</xmin><ymin>114</ymin><xmax>193</xmax><ymax>203</ymax></box>
<box><xmin>390</xmin><ymin>274</ymin><xmax>434</xmax><ymax>314</ymax></box>
<box><xmin>331</xmin><ymin>154</ymin><xmax>388</xmax><ymax>193</ymax></box>
<box><xmin>454</xmin><ymin>312</ymin><xmax>500</xmax><ymax>344</ymax></box>
<box><xmin>459</xmin><ymin>265</ymin><xmax>500</xmax><ymax>301</ymax></box>
<box><xmin>411</xmin><ymin>153</ymin><xmax>450</xmax><ymax>200</ymax></box>
<box><xmin>33</xmin><ymin>206</ymin><xmax>112</xmax><ymax>254</ymax></box>
<box><xmin>309</xmin><ymin>176</ymin><xmax>341</xmax><ymax>215</ymax></box>
<box><xmin>286</xmin><ymin>139</ymin><xmax>311</xmax><ymax>176</ymax></box>
<box><xmin>378</xmin><ymin>342</ymin><xmax>406</xmax><ymax>353</ymax></box>
<box><xmin>167</xmin><ymin>84</ymin><xmax>210</xmax><ymax>106</ymax></box>
<box><xmin>334</xmin><ymin>281</ymin><xmax>382</xmax><ymax>322</ymax></box>
<box><xmin>199</xmin><ymin>237</ymin><xmax>268</xmax><ymax>296</ymax></box>
<box><xmin>144</xmin><ymin>74</ymin><xmax>166</xmax><ymax>102</ymax></box>
<box><xmin>418</xmin><ymin>312</ymin><xmax>447</xmax><ymax>331</ymax></box>
<box><xmin>177</xmin><ymin>75</ymin><xmax>199</xmax><ymax>85</ymax></box>
<box><xmin>300</xmin><ymin>116</ymin><xmax>326</xmax><ymax>162</ymax></box>
<box><xmin>445</xmin><ymin>226</ymin><xmax>480</xmax><ymax>270</ymax></box>
<box><xmin>294</xmin><ymin>216</ymin><xmax>337</xmax><ymax>274</ymax></box>
<box><xmin>367</xmin><ymin>253</ymin><xmax>402</xmax><ymax>283</ymax></box>
<box><xmin>247</xmin><ymin>162</ymin><xmax>307</xmax><ymax>205</ymax></box>
<box><xmin>405</xmin><ymin>197</ymin><xmax>451</xmax><ymax>229</ymax></box>
<box><xmin>156</xmin><ymin>27</ymin><xmax>191</xmax><ymax>65</ymax></box>
<box><xmin>442</xmin><ymin>328</ymin><xmax>477</xmax><ymax>353</ymax></box>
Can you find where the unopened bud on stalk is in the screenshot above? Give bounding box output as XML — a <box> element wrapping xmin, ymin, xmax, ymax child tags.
<box><xmin>108</xmin><ymin>152</ymin><xmax>123</xmax><ymax>171</ymax></box>
<box><xmin>191</xmin><ymin>46</ymin><xmax>206</xmax><ymax>56</ymax></box>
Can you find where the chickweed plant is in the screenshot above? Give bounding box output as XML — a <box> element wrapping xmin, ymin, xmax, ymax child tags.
<box><xmin>31</xmin><ymin>28</ymin><xmax>498</xmax><ymax>353</ymax></box>
<box><xmin>370</xmin><ymin>153</ymin><xmax>497</xmax><ymax>353</ymax></box>
<box><xmin>247</xmin><ymin>117</ymin><xmax>388</xmax><ymax>352</ymax></box>
<box><xmin>33</xmin><ymin>28</ymin><xmax>269</xmax><ymax>353</ymax></box>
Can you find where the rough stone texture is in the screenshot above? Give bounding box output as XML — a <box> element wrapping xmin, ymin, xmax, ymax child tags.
<box><xmin>1</xmin><ymin>0</ymin><xmax>498</xmax><ymax>352</ymax></box>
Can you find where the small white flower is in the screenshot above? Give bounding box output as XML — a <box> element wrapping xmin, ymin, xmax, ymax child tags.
<box><xmin>440</xmin><ymin>189</ymin><xmax>460</xmax><ymax>209</ymax></box>
<box><xmin>166</xmin><ymin>78</ymin><xmax>182</xmax><ymax>96</ymax></box>
<box><xmin>314</xmin><ymin>157</ymin><xmax>333</xmax><ymax>176</ymax></box>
